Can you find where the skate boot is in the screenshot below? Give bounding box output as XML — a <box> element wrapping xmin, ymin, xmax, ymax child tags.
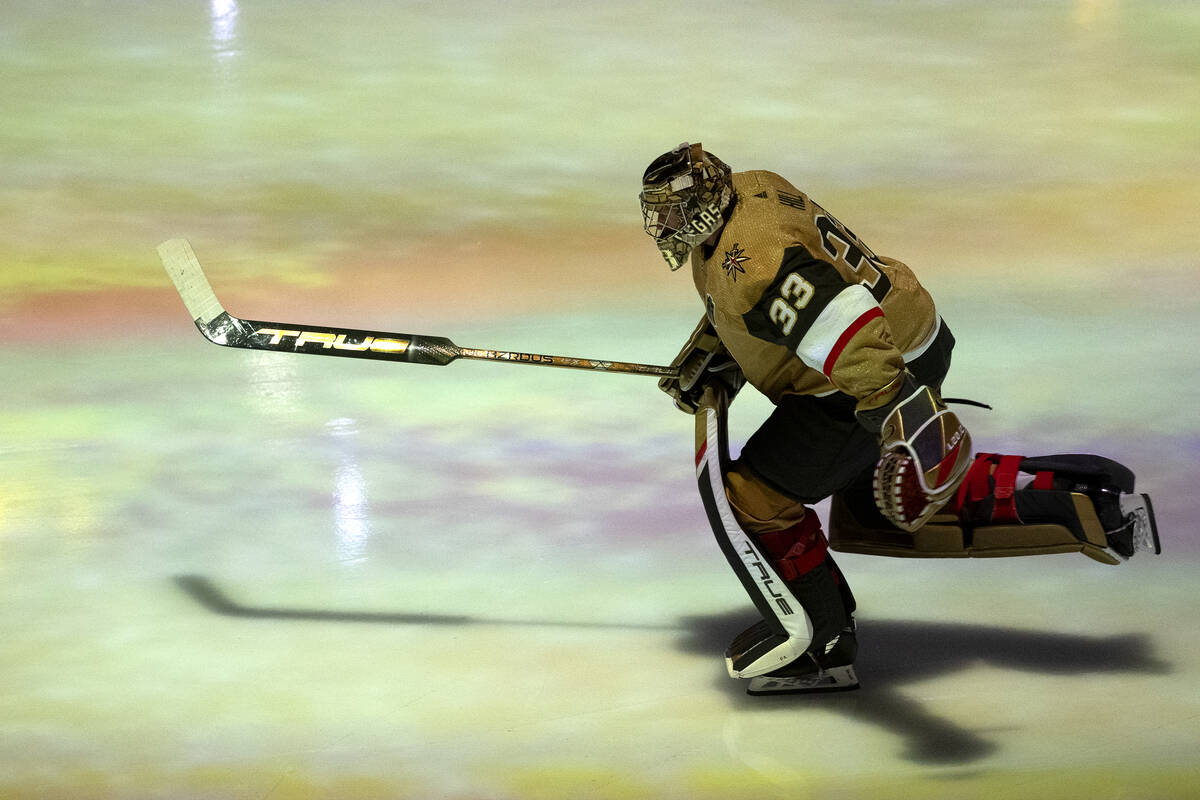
<box><xmin>728</xmin><ymin>548</ymin><xmax>861</xmax><ymax>695</ymax></box>
<box><xmin>1106</xmin><ymin>493</ymin><xmax>1161</xmax><ymax>560</ymax></box>
<box><xmin>1028</xmin><ymin>455</ymin><xmax>1162</xmax><ymax>560</ymax></box>
<box><xmin>747</xmin><ymin>619</ymin><xmax>860</xmax><ymax>695</ymax></box>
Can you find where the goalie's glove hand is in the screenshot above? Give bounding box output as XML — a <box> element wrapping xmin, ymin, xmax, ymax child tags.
<box><xmin>658</xmin><ymin>316</ymin><xmax>745</xmax><ymax>414</ymax></box>
<box><xmin>857</xmin><ymin>374</ymin><xmax>973</xmax><ymax>531</ymax></box>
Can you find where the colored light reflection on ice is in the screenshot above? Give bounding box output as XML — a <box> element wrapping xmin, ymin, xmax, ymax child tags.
<box><xmin>210</xmin><ymin>0</ymin><xmax>239</xmax><ymax>61</ymax></box>
<box><xmin>327</xmin><ymin>418</ymin><xmax>371</xmax><ymax>566</ymax></box>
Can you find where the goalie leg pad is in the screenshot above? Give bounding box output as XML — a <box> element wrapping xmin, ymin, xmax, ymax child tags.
<box><xmin>753</xmin><ymin>520</ymin><xmax>850</xmax><ymax>644</ymax></box>
<box><xmin>721</xmin><ymin>490</ymin><xmax>857</xmax><ymax>686</ymax></box>
<box><xmin>829</xmin><ymin>453</ymin><xmax>1159</xmax><ymax>564</ymax></box>
<box><xmin>695</xmin><ymin>385</ymin><xmax>861</xmax><ymax>685</ymax></box>
<box><xmin>829</xmin><ymin>493</ymin><xmax>1119</xmax><ymax>563</ymax></box>
<box><xmin>695</xmin><ymin>386</ymin><xmax>811</xmax><ymax>678</ymax></box>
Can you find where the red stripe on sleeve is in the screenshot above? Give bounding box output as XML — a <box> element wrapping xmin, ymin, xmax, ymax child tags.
<box><xmin>821</xmin><ymin>306</ymin><xmax>884</xmax><ymax>376</ymax></box>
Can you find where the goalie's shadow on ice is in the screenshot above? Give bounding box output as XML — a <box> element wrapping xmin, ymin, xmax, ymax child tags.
<box><xmin>172</xmin><ymin>575</ymin><xmax>1169</xmax><ymax>767</ymax></box>
<box><xmin>678</xmin><ymin>609</ymin><xmax>1170</xmax><ymax>765</ymax></box>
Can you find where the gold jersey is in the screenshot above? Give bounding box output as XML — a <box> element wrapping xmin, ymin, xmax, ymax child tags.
<box><xmin>691</xmin><ymin>170</ymin><xmax>939</xmax><ymax>409</ymax></box>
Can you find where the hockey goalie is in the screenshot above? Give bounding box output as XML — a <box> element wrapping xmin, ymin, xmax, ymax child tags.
<box><xmin>642</xmin><ymin>143</ymin><xmax>1161</xmax><ymax>695</ymax></box>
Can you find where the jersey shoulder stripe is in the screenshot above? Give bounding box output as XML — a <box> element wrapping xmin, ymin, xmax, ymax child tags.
<box><xmin>803</xmin><ymin>294</ymin><xmax>884</xmax><ymax>375</ymax></box>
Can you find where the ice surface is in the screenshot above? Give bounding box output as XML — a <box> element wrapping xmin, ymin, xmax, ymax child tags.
<box><xmin>1</xmin><ymin>1</ymin><xmax>1198</xmax><ymax>797</ymax></box>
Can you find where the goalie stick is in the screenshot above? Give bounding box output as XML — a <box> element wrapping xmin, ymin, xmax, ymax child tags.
<box><xmin>158</xmin><ymin>239</ymin><xmax>679</xmax><ymax>378</ymax></box>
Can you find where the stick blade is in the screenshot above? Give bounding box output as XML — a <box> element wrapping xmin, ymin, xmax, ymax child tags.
<box><xmin>158</xmin><ymin>238</ymin><xmax>226</xmax><ymax>326</ymax></box>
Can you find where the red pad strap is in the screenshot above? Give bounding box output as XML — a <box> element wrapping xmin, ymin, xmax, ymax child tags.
<box><xmin>780</xmin><ymin>528</ymin><xmax>829</xmax><ymax>580</ymax></box>
<box><xmin>1032</xmin><ymin>470</ymin><xmax>1055</xmax><ymax>490</ymax></box>
<box><xmin>990</xmin><ymin>455</ymin><xmax>1024</xmax><ymax>523</ymax></box>
<box><xmin>952</xmin><ymin>452</ymin><xmax>1031</xmax><ymax>522</ymax></box>
<box><xmin>756</xmin><ymin>514</ymin><xmax>826</xmax><ymax>582</ymax></box>
<box><xmin>953</xmin><ymin>452</ymin><xmax>999</xmax><ymax>512</ymax></box>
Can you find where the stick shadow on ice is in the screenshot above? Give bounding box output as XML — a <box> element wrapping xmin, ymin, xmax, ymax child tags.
<box><xmin>173</xmin><ymin>574</ymin><xmax>681</xmax><ymax>632</ymax></box>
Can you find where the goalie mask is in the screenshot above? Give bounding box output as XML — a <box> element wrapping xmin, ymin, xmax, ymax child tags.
<box><xmin>640</xmin><ymin>142</ymin><xmax>734</xmax><ymax>271</ymax></box>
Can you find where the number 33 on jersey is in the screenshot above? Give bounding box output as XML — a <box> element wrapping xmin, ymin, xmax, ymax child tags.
<box><xmin>691</xmin><ymin>170</ymin><xmax>939</xmax><ymax>406</ymax></box>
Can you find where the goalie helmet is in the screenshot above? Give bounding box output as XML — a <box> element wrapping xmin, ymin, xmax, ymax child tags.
<box><xmin>640</xmin><ymin>142</ymin><xmax>734</xmax><ymax>271</ymax></box>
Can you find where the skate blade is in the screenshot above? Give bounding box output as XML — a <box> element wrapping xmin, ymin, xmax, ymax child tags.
<box><xmin>746</xmin><ymin>665</ymin><xmax>860</xmax><ymax>696</ymax></box>
<box><xmin>1119</xmin><ymin>493</ymin><xmax>1162</xmax><ymax>556</ymax></box>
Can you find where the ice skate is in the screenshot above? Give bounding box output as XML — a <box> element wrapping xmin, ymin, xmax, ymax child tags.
<box><xmin>1107</xmin><ymin>493</ymin><xmax>1161</xmax><ymax>560</ymax></box>
<box><xmin>746</xmin><ymin>622</ymin><xmax>860</xmax><ymax>695</ymax></box>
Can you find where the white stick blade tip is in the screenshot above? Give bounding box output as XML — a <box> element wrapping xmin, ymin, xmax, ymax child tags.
<box><xmin>158</xmin><ymin>238</ymin><xmax>225</xmax><ymax>325</ymax></box>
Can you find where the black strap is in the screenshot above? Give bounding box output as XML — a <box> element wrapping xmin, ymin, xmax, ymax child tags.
<box><xmin>942</xmin><ymin>397</ymin><xmax>992</xmax><ymax>410</ymax></box>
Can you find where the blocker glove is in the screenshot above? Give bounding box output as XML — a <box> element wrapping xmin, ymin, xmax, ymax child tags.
<box><xmin>659</xmin><ymin>315</ymin><xmax>745</xmax><ymax>414</ymax></box>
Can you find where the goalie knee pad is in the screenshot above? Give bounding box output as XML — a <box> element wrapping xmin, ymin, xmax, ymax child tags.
<box><xmin>829</xmin><ymin>452</ymin><xmax>1160</xmax><ymax>564</ymax></box>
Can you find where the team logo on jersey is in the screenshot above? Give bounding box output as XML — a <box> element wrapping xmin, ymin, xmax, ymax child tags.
<box><xmin>722</xmin><ymin>243</ymin><xmax>750</xmax><ymax>281</ymax></box>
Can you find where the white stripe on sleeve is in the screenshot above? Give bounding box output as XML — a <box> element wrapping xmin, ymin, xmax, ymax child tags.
<box><xmin>794</xmin><ymin>284</ymin><xmax>880</xmax><ymax>372</ymax></box>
